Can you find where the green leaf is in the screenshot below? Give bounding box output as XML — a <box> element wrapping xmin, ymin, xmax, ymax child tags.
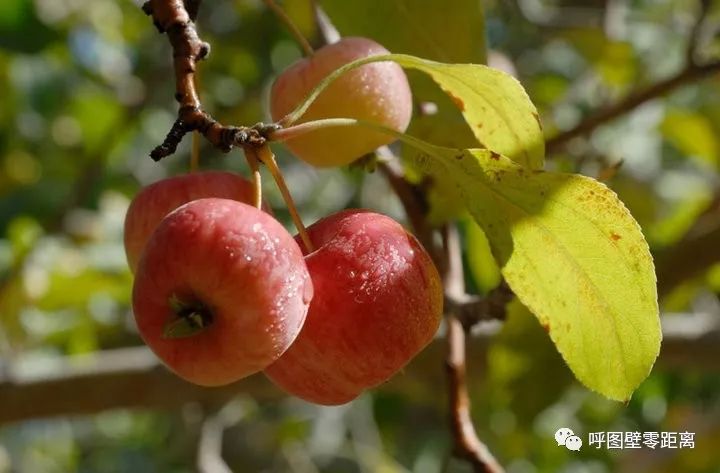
<box><xmin>563</xmin><ymin>30</ymin><xmax>637</xmax><ymax>88</ymax></box>
<box><xmin>401</xmin><ymin>136</ymin><xmax>659</xmax><ymax>401</ymax></box>
<box><xmin>0</xmin><ymin>0</ymin><xmax>58</xmax><ymax>53</ymax></box>
<box><xmin>70</xmin><ymin>90</ymin><xmax>124</xmax><ymax>154</ymax></box>
<box><xmin>36</xmin><ymin>269</ymin><xmax>132</xmax><ymax>311</ymax></box>
<box><xmin>319</xmin><ymin>0</ymin><xmax>486</xmax><ymax>63</ymax></box>
<box><xmin>282</xmin><ymin>54</ymin><xmax>544</xmax><ymax>169</ymax></box>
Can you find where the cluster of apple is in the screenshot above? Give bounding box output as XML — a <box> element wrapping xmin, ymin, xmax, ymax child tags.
<box><xmin>125</xmin><ymin>38</ymin><xmax>442</xmax><ymax>405</ymax></box>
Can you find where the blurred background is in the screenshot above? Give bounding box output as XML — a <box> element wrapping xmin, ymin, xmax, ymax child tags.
<box><xmin>1</xmin><ymin>0</ymin><xmax>720</xmax><ymax>472</ymax></box>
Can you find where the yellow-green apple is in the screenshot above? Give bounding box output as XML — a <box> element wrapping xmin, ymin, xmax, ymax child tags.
<box><xmin>264</xmin><ymin>210</ymin><xmax>442</xmax><ymax>404</ymax></box>
<box><xmin>132</xmin><ymin>198</ymin><xmax>313</xmax><ymax>386</ymax></box>
<box><xmin>270</xmin><ymin>37</ymin><xmax>412</xmax><ymax>167</ymax></box>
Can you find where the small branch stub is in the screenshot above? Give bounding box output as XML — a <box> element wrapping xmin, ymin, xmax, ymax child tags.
<box><xmin>142</xmin><ymin>0</ymin><xmax>280</xmax><ymax>160</ymax></box>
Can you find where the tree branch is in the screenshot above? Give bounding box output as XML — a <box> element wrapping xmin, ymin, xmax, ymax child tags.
<box><xmin>0</xmin><ymin>318</ymin><xmax>716</xmax><ymax>426</ymax></box>
<box><xmin>546</xmin><ymin>0</ymin><xmax>719</xmax><ymax>155</ymax></box>
<box><xmin>445</xmin><ymin>284</ymin><xmax>513</xmax><ymax>330</ymax></box>
<box><xmin>141</xmin><ymin>0</ymin><xmax>275</xmax><ymax>160</ymax></box>
<box><xmin>545</xmin><ymin>60</ymin><xmax>720</xmax><ymax>154</ymax></box>
<box><xmin>443</xmin><ymin>224</ymin><xmax>505</xmax><ymax>473</ymax></box>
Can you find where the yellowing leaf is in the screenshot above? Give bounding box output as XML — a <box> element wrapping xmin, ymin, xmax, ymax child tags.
<box><xmin>318</xmin><ymin>1</ymin><xmax>492</xmax><ymax>221</ymax></box>
<box><xmin>401</xmin><ymin>136</ymin><xmax>659</xmax><ymax>401</ymax></box>
<box><xmin>391</xmin><ymin>55</ymin><xmax>545</xmax><ymax>169</ymax></box>
<box><xmin>283</xmin><ymin>54</ymin><xmax>545</xmax><ymax>169</ymax></box>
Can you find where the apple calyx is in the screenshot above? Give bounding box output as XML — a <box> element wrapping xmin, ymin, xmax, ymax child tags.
<box><xmin>162</xmin><ymin>294</ymin><xmax>214</xmax><ymax>339</ymax></box>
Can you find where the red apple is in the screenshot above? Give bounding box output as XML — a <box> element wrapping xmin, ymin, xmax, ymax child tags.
<box><xmin>270</xmin><ymin>37</ymin><xmax>413</xmax><ymax>167</ymax></box>
<box><xmin>132</xmin><ymin>198</ymin><xmax>313</xmax><ymax>386</ymax></box>
<box><xmin>264</xmin><ymin>210</ymin><xmax>443</xmax><ymax>404</ymax></box>
<box><xmin>124</xmin><ymin>171</ymin><xmax>266</xmax><ymax>273</ymax></box>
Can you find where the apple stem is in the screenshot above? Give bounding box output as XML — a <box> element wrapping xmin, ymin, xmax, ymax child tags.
<box><xmin>256</xmin><ymin>145</ymin><xmax>315</xmax><ymax>253</ymax></box>
<box><xmin>190</xmin><ymin>131</ymin><xmax>201</xmax><ymax>172</ymax></box>
<box><xmin>271</xmin><ymin>118</ymin><xmax>403</xmax><ymax>144</ymax></box>
<box><xmin>263</xmin><ymin>0</ymin><xmax>315</xmax><ymax>57</ymax></box>
<box><xmin>243</xmin><ymin>147</ymin><xmax>263</xmax><ymax>209</ymax></box>
<box><xmin>272</xmin><ymin>118</ymin><xmax>361</xmax><ymax>142</ymax></box>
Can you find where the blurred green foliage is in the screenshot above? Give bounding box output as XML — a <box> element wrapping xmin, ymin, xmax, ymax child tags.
<box><xmin>1</xmin><ymin>0</ymin><xmax>720</xmax><ymax>472</ymax></box>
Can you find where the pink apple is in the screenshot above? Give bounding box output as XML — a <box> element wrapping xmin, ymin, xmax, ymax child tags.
<box><xmin>132</xmin><ymin>198</ymin><xmax>313</xmax><ymax>386</ymax></box>
<box><xmin>270</xmin><ymin>37</ymin><xmax>413</xmax><ymax>167</ymax></box>
<box><xmin>264</xmin><ymin>209</ymin><xmax>443</xmax><ymax>404</ymax></box>
<box><xmin>124</xmin><ymin>171</ymin><xmax>266</xmax><ymax>273</ymax></box>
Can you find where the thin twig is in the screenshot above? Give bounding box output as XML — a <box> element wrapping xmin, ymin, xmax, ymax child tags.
<box><xmin>243</xmin><ymin>147</ymin><xmax>263</xmax><ymax>209</ymax></box>
<box><xmin>546</xmin><ymin>0</ymin><xmax>717</xmax><ymax>155</ymax></box>
<box><xmin>446</xmin><ymin>316</ymin><xmax>503</xmax><ymax>473</ymax></box>
<box><xmin>442</xmin><ymin>224</ymin><xmax>505</xmax><ymax>473</ymax></box>
<box><xmin>445</xmin><ymin>285</ymin><xmax>513</xmax><ymax>329</ymax></box>
<box><xmin>546</xmin><ymin>59</ymin><xmax>720</xmax><ymax>153</ymax></box>
<box><xmin>264</xmin><ymin>0</ymin><xmax>314</xmax><ymax>56</ymax></box>
<box><xmin>141</xmin><ymin>0</ymin><xmax>275</xmax><ymax>160</ymax></box>
<box><xmin>255</xmin><ymin>145</ymin><xmax>314</xmax><ymax>253</ymax></box>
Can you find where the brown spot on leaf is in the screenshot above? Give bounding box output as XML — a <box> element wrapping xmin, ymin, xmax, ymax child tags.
<box><xmin>477</xmin><ymin>123</ymin><xmax>483</xmax><ymax>129</ymax></box>
<box><xmin>611</xmin><ymin>232</ymin><xmax>621</xmax><ymax>241</ymax></box>
<box><xmin>541</xmin><ymin>322</ymin><xmax>550</xmax><ymax>333</ymax></box>
<box><xmin>455</xmin><ymin>154</ymin><xmax>464</xmax><ymax>160</ymax></box>
<box><xmin>448</xmin><ymin>92</ymin><xmax>465</xmax><ymax>111</ymax></box>
<box><xmin>490</xmin><ymin>151</ymin><xmax>501</xmax><ymax>160</ymax></box>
